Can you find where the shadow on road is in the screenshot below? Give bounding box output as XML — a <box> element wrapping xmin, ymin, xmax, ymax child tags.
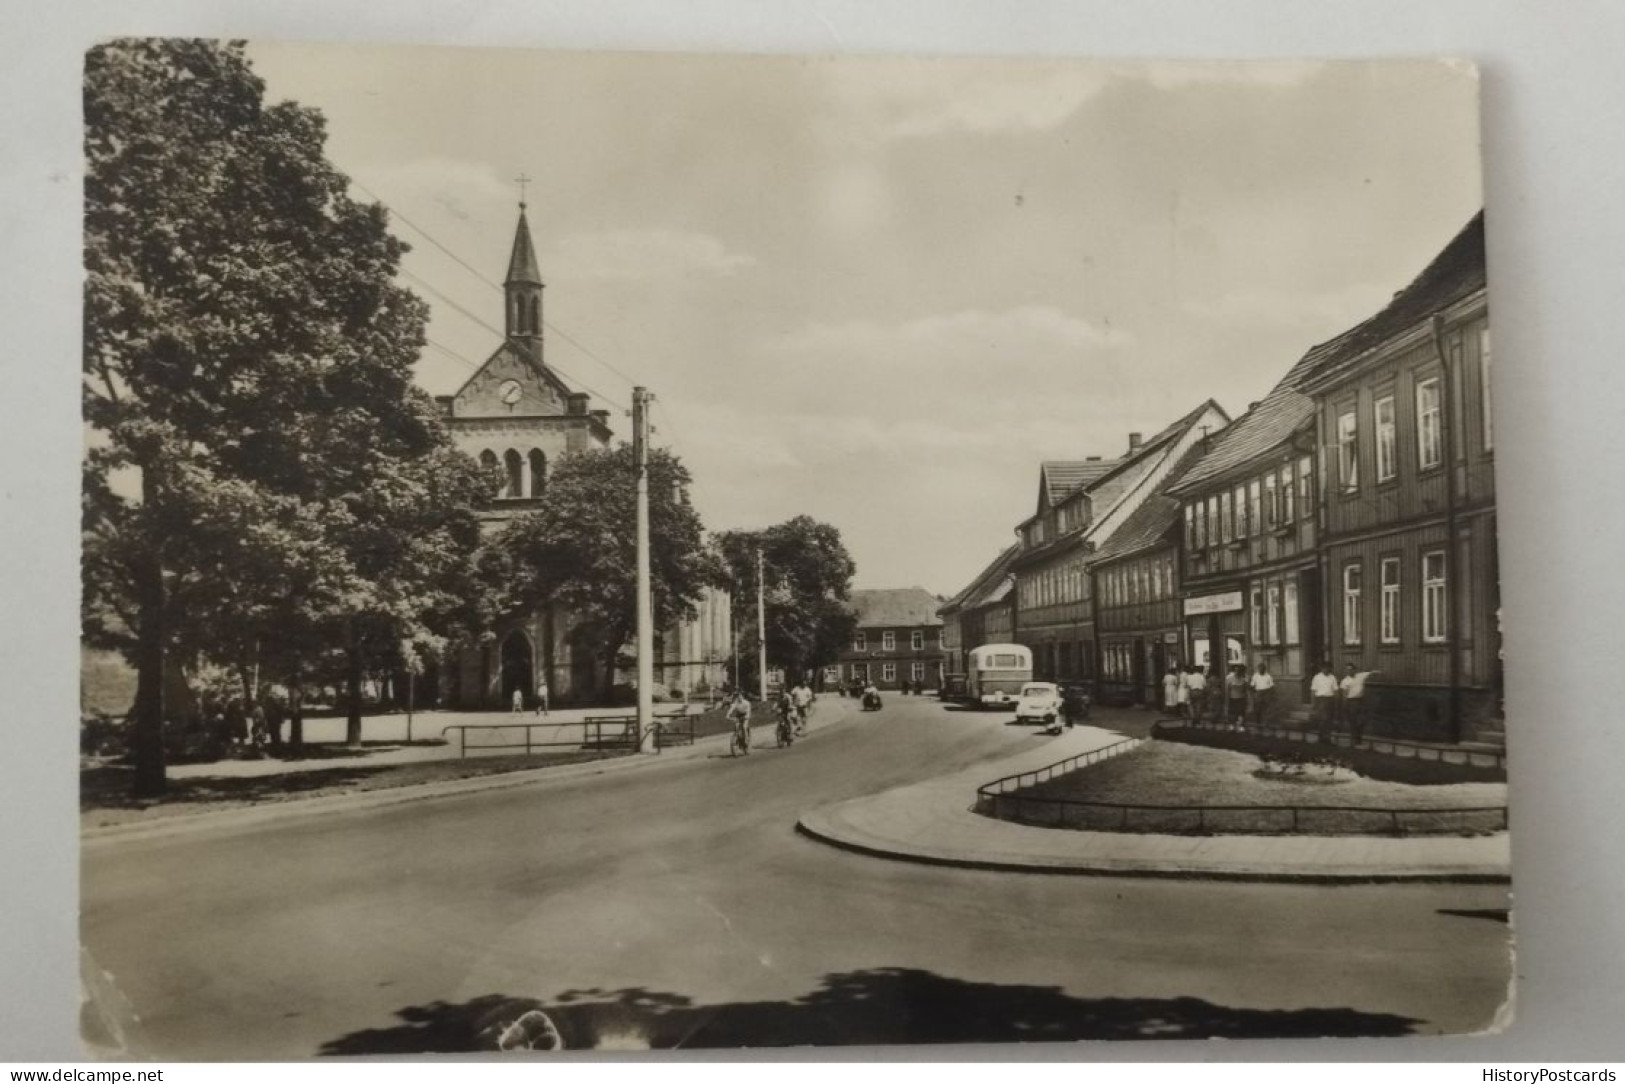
<box><xmin>319</xmin><ymin>967</ymin><xmax>1418</xmax><ymax>1053</ymax></box>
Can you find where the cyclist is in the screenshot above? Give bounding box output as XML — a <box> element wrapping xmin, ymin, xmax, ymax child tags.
<box><xmin>790</xmin><ymin>680</ymin><xmax>814</xmax><ymax>736</ymax></box>
<box><xmin>775</xmin><ymin>692</ymin><xmax>796</xmax><ymax>748</ymax></box>
<box><xmin>726</xmin><ymin>691</ymin><xmax>751</xmax><ymax>756</ymax></box>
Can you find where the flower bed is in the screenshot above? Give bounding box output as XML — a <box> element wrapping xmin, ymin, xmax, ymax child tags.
<box><xmin>986</xmin><ymin>740</ymin><xmax>1507</xmax><ymax>836</ymax></box>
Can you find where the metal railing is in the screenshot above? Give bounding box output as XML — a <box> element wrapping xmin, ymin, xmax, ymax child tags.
<box><xmin>441</xmin><ymin>709</ymin><xmax>697</xmax><ymax>759</ymax></box>
<box><xmin>974</xmin><ymin>738</ymin><xmax>1508</xmax><ymax>836</ymax></box>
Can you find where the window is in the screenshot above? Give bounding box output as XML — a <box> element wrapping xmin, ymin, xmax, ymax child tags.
<box><xmin>1250</xmin><ymin>585</ymin><xmax>1264</xmax><ymax>644</ymax></box>
<box><xmin>1380</xmin><ymin>557</ymin><xmax>1401</xmax><ymax>644</ymax></box>
<box><xmin>1266</xmin><ymin>582</ymin><xmax>1281</xmax><ymax>645</ymax></box>
<box><xmin>1249</xmin><ymin>480</ymin><xmax>1262</xmax><ymax>536</ymax></box>
<box><xmin>1194</xmin><ymin>499</ymin><xmax>1207</xmax><ymax>550</ymax></box>
<box><xmin>824</xmin><ymin>666</ymin><xmax>840</xmax><ymax>683</ymax></box>
<box><xmin>528</xmin><ymin>449</ymin><xmax>546</xmax><ymax>497</ymax></box>
<box><xmin>882</xmin><ymin>663</ymin><xmax>896</xmax><ymax>683</ymax></box>
<box><xmin>1375</xmin><ymin>396</ymin><xmax>1397</xmax><ymax>481</ymax></box>
<box><xmin>853</xmin><ymin>631</ymin><xmax>866</xmax><ymax>652</ymax></box>
<box><xmin>1220</xmin><ymin>491</ymin><xmax>1233</xmax><ymax>543</ymax></box>
<box><xmin>1480</xmin><ymin>328</ymin><xmax>1494</xmax><ymax>451</ymax></box>
<box><xmin>1284</xmin><ymin>578</ymin><xmax>1300</xmax><ymax>645</ymax></box>
<box><xmin>503</xmin><ymin>449</ymin><xmax>523</xmax><ymax>499</ymax></box>
<box><xmin>1184</xmin><ymin>505</ymin><xmax>1196</xmax><ymax>551</ymax></box>
<box><xmin>911</xmin><ymin>630</ymin><xmax>924</xmax><ymax>650</ymax></box>
<box><xmin>1342</xmin><ymin>563</ymin><xmax>1363</xmax><ymax>645</ymax></box>
<box><xmin>479</xmin><ymin>449</ymin><xmax>500</xmax><ymax>492</ymax></box>
<box><xmin>1422</xmin><ymin>550</ymin><xmax>1448</xmax><ymax>642</ymax></box>
<box><xmin>1233</xmin><ymin>484</ymin><xmax>1247</xmax><ymax>538</ymax></box>
<box><xmin>1417</xmin><ymin>377</ymin><xmax>1443</xmax><ymax>469</ymax></box>
<box><xmin>912</xmin><ymin>662</ymin><xmax>925</xmax><ymax>683</ymax></box>
<box><xmin>882</xmin><ymin>631</ymin><xmax>896</xmax><ymax>651</ymax></box>
<box><xmin>850</xmin><ymin>663</ymin><xmax>868</xmax><ymax>682</ymax></box>
<box><xmin>1298</xmin><ymin>455</ymin><xmax>1313</xmax><ymax>518</ymax></box>
<box><xmin>1264</xmin><ymin>474</ymin><xmax>1278</xmax><ymax>530</ymax></box>
<box><xmin>1337</xmin><ymin>409</ymin><xmax>1359</xmax><ymax>489</ymax></box>
<box><xmin>1281</xmin><ymin>464</ymin><xmax>1296</xmax><ymax>524</ymax></box>
<box><xmin>1207</xmin><ymin>496</ymin><xmax>1218</xmax><ymax>548</ymax></box>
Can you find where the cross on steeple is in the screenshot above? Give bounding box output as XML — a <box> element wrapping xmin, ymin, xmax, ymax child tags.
<box><xmin>515</xmin><ymin>172</ymin><xmax>532</xmax><ymax>209</ymax></box>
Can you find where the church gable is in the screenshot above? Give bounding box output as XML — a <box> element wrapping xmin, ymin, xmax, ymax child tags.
<box><xmin>451</xmin><ymin>343</ymin><xmax>573</xmax><ymax>418</ymax></box>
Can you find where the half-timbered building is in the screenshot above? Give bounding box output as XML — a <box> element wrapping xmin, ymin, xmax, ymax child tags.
<box><xmin>1299</xmin><ymin>212</ymin><xmax>1498</xmax><ymax>743</ymax></box>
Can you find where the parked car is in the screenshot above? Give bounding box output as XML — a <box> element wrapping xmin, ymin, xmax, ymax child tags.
<box><xmin>1013</xmin><ymin>681</ymin><xmax>1062</xmax><ymax>725</ymax></box>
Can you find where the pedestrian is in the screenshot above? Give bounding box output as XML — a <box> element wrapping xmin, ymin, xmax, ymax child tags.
<box><xmin>1225</xmin><ymin>664</ymin><xmax>1249</xmax><ymax>727</ymax></box>
<box><xmin>1310</xmin><ymin>660</ymin><xmax>1340</xmax><ymax>743</ymax></box>
<box><xmin>534</xmin><ymin>678</ymin><xmax>550</xmax><ymax>717</ymax></box>
<box><xmin>791</xmin><ymin>680</ymin><xmax>814</xmax><ymax>735</ymax></box>
<box><xmin>1062</xmin><ymin>685</ymin><xmax>1088</xmax><ymax>729</ymax></box>
<box><xmin>1162</xmin><ymin>666</ymin><xmax>1180</xmax><ymax>716</ymax></box>
<box><xmin>1176</xmin><ymin>665</ymin><xmax>1192</xmax><ymax>720</ymax></box>
<box><xmin>1340</xmin><ymin>664</ymin><xmax>1378</xmax><ymax>745</ymax></box>
<box><xmin>1249</xmin><ymin>662</ymin><xmax>1276</xmax><ymax>726</ymax></box>
<box><xmin>511</xmin><ymin>687</ymin><xmax>524</xmax><ymax>714</ymax></box>
<box><xmin>1186</xmin><ymin>664</ymin><xmax>1208</xmax><ymax>723</ymax></box>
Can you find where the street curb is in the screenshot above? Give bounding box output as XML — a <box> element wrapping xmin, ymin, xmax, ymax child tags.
<box><xmin>794</xmin><ymin>808</ymin><xmax>1513</xmax><ymax>886</ymax></box>
<box><xmin>85</xmin><ymin>700</ymin><xmax>860</xmax><ymax>846</ymax></box>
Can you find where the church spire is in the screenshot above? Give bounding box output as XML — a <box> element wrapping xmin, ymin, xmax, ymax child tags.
<box><xmin>504</xmin><ymin>178</ymin><xmax>544</xmax><ymax>350</ymax></box>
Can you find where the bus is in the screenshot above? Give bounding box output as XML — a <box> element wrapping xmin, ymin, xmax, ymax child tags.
<box><xmin>965</xmin><ymin>644</ymin><xmax>1034</xmax><ymax>709</ymax></box>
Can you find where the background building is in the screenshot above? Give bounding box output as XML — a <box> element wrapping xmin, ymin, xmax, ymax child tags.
<box><xmin>834</xmin><ymin>588</ymin><xmax>946</xmax><ymax>692</ymax></box>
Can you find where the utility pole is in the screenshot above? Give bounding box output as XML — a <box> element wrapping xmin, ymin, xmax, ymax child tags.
<box><xmin>633</xmin><ymin>387</ymin><xmax>656</xmax><ymax>752</ymax></box>
<box><xmin>757</xmin><ymin>546</ymin><xmax>768</xmax><ymax>702</ymax></box>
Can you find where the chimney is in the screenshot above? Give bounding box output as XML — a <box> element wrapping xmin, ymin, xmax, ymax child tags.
<box><xmin>1127</xmin><ymin>432</ymin><xmax>1143</xmax><ymax>454</ymax></box>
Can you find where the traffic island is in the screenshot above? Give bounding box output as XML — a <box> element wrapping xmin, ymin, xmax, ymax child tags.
<box><xmin>796</xmin><ymin>724</ymin><xmax>1511</xmax><ymax>883</ymax></box>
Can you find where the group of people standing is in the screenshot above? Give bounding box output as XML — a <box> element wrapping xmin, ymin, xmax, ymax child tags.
<box><xmin>1163</xmin><ymin>658</ymin><xmax>1378</xmax><ymax>742</ymax></box>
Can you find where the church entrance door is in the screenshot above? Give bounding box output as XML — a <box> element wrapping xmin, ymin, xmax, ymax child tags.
<box><xmin>500</xmin><ymin>631</ymin><xmax>535</xmax><ymax>709</ymax></box>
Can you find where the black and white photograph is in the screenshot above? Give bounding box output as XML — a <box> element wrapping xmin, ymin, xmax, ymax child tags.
<box><xmin>71</xmin><ymin>39</ymin><xmax>1517</xmax><ymax>1058</ymax></box>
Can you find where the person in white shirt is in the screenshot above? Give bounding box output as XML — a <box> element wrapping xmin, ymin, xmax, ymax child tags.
<box><xmin>1162</xmin><ymin>666</ymin><xmax>1181</xmax><ymax>716</ymax></box>
<box><xmin>1249</xmin><ymin>663</ymin><xmax>1276</xmax><ymax>726</ymax></box>
<box><xmin>1185</xmin><ymin>665</ymin><xmax>1208</xmax><ymax>722</ymax></box>
<box><xmin>1339</xmin><ymin>665</ymin><xmax>1378</xmax><ymax>744</ymax></box>
<box><xmin>1309</xmin><ymin>661</ymin><xmax>1340</xmax><ymax>742</ymax></box>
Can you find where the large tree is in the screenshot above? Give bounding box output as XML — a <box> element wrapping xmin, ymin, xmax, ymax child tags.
<box><xmin>490</xmin><ymin>445</ymin><xmax>721</xmax><ymax>697</ymax></box>
<box><xmin>716</xmin><ymin>516</ymin><xmax>857</xmax><ymax>689</ymax></box>
<box><xmin>84</xmin><ymin>39</ymin><xmax>483</xmax><ymax>790</ymax></box>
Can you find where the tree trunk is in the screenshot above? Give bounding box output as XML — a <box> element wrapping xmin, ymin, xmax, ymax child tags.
<box><xmin>345</xmin><ymin>622</ymin><xmax>363</xmax><ymax>747</ymax></box>
<box><xmin>288</xmin><ymin>676</ymin><xmax>304</xmax><ymax>753</ymax></box>
<box><xmin>130</xmin><ymin>549</ymin><xmax>167</xmax><ymax>799</ymax></box>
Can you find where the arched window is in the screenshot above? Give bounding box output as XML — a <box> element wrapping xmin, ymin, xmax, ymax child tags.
<box><xmin>528</xmin><ymin>449</ymin><xmax>546</xmax><ymax>497</ymax></box>
<box><xmin>479</xmin><ymin>449</ymin><xmax>500</xmax><ymax>495</ymax></box>
<box><xmin>504</xmin><ymin>449</ymin><xmax>523</xmax><ymax>500</ymax></box>
<box><xmin>527</xmin><ymin>295</ymin><xmax>540</xmax><ymax>334</ymax></box>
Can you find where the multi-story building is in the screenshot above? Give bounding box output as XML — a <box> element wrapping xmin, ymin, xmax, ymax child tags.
<box><xmin>832</xmin><ymin>588</ymin><xmax>947</xmax><ymax>692</ymax></box>
<box><xmin>1090</xmin><ymin>451</ymin><xmax>1202</xmax><ymax>705</ymax></box>
<box><xmin>1009</xmin><ymin>402</ymin><xmax>1229</xmax><ymax>684</ymax></box>
<box><xmin>1166</xmin><ymin>354</ymin><xmax>1330</xmax><ymax>714</ymax></box>
<box><xmin>1298</xmin><ymin>212</ymin><xmax>1497</xmax><ymax>743</ymax></box>
<box><xmin>937</xmin><ymin>543</ymin><xmax>1021</xmax><ymax>692</ymax></box>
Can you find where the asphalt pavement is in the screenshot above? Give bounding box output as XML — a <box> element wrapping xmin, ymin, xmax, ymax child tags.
<box><xmin>80</xmin><ymin>694</ymin><xmax>1513</xmax><ymax>1057</ymax></box>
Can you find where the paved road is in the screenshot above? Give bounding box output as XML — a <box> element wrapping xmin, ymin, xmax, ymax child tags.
<box><xmin>81</xmin><ymin>696</ymin><xmax>1512</xmax><ymax>1057</ymax></box>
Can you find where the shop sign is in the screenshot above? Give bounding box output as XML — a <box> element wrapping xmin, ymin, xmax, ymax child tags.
<box><xmin>1183</xmin><ymin>591</ymin><xmax>1243</xmax><ymax>616</ymax></box>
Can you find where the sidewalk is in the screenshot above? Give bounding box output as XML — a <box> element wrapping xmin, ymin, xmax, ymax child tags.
<box><xmin>86</xmin><ymin>697</ymin><xmax>858</xmax><ymax>844</ymax></box>
<box><xmin>796</xmin><ymin>724</ymin><xmax>1512</xmax><ymax>883</ymax></box>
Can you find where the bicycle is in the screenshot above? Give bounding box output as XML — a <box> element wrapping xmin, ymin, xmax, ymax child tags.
<box><xmin>730</xmin><ymin>713</ymin><xmax>751</xmax><ymax>757</ymax></box>
<box><xmin>776</xmin><ymin>712</ymin><xmax>795</xmax><ymax>748</ymax></box>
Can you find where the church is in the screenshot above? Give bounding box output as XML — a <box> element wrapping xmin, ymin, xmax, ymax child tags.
<box><xmin>434</xmin><ymin>200</ymin><xmax>732</xmax><ymax>709</ymax></box>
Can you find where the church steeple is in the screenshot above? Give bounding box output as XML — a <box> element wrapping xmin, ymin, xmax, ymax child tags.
<box><xmin>504</xmin><ymin>180</ymin><xmax>544</xmax><ymax>353</ymax></box>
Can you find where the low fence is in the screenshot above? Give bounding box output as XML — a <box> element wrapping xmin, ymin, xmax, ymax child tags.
<box><xmin>1165</xmin><ymin>717</ymin><xmax>1506</xmax><ymax>771</ymax></box>
<box><xmin>974</xmin><ymin>738</ymin><xmax>1508</xmax><ymax>837</ymax></box>
<box><xmin>441</xmin><ymin>710</ymin><xmax>697</xmax><ymax>759</ymax></box>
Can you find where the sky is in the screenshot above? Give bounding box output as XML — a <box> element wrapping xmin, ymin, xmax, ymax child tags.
<box><xmin>245</xmin><ymin>44</ymin><xmax>1481</xmax><ymax>598</ymax></box>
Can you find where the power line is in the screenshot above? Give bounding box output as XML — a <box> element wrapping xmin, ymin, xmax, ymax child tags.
<box><xmin>399</xmin><ymin>268</ymin><xmax>628</xmax><ymax>414</ymax></box>
<box><xmin>352</xmin><ymin>176</ymin><xmax>643</xmax><ymax>393</ymax></box>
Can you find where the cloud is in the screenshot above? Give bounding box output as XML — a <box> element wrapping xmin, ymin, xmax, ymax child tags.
<box><xmin>544</xmin><ymin>229</ymin><xmax>755</xmax><ymax>282</ymax></box>
<box><xmin>770</xmin><ymin>304</ymin><xmax>1130</xmax><ymax>364</ymax></box>
<box><xmin>1182</xmin><ymin>281</ymin><xmax>1394</xmax><ymax>331</ymax></box>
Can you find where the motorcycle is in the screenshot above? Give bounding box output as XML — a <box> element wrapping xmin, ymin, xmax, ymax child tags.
<box><xmin>861</xmin><ymin>689</ymin><xmax>883</xmax><ymax>711</ymax></box>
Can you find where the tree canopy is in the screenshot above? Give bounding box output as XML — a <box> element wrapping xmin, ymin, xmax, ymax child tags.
<box><xmin>83</xmin><ymin>39</ymin><xmax>488</xmax><ymax>790</ymax></box>
<box><xmin>716</xmin><ymin>516</ymin><xmax>857</xmax><ymax>687</ymax></box>
<box><xmin>488</xmin><ymin>445</ymin><xmax>722</xmax><ymax>695</ymax></box>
